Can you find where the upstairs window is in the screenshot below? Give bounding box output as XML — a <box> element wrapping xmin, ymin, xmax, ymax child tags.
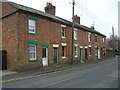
<box><xmin>74</xmin><ymin>29</ymin><xmax>78</xmax><ymax>40</ymax></box>
<box><xmin>61</xmin><ymin>25</ymin><xmax>66</xmax><ymax>38</ymax></box>
<box><xmin>29</xmin><ymin>19</ymin><xmax>36</xmax><ymax>34</ymax></box>
<box><xmin>88</xmin><ymin>32</ymin><xmax>91</xmax><ymax>42</ymax></box>
<box><xmin>95</xmin><ymin>34</ymin><xmax>97</xmax><ymax>42</ymax></box>
<box><xmin>103</xmin><ymin>38</ymin><xmax>105</xmax><ymax>43</ymax></box>
<box><xmin>28</xmin><ymin>16</ymin><xmax>36</xmax><ymax>34</ymax></box>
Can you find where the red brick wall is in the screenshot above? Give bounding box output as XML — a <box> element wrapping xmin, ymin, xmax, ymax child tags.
<box><xmin>17</xmin><ymin>12</ymin><xmax>73</xmax><ymax>68</ymax></box>
<box><xmin>2</xmin><ymin>12</ymin><xmax>19</xmax><ymax>70</ymax></box>
<box><xmin>2</xmin><ymin>2</ymin><xmax>18</xmax><ymax>17</ymax></box>
<box><xmin>2</xmin><ymin>2</ymin><xmax>106</xmax><ymax>71</ymax></box>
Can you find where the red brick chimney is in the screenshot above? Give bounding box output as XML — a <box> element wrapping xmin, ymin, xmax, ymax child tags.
<box><xmin>91</xmin><ymin>26</ymin><xmax>95</xmax><ymax>29</ymax></box>
<box><xmin>44</xmin><ymin>2</ymin><xmax>56</xmax><ymax>15</ymax></box>
<box><xmin>74</xmin><ymin>15</ymin><xmax>80</xmax><ymax>24</ymax></box>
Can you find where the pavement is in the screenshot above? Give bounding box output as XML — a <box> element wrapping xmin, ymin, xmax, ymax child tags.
<box><xmin>0</xmin><ymin>70</ymin><xmax>16</xmax><ymax>76</ymax></box>
<box><xmin>2</xmin><ymin>57</ymin><xmax>118</xmax><ymax>81</ymax></box>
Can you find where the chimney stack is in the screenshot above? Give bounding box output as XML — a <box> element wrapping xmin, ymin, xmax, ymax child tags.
<box><xmin>91</xmin><ymin>26</ymin><xmax>95</xmax><ymax>29</ymax></box>
<box><xmin>74</xmin><ymin>15</ymin><xmax>80</xmax><ymax>24</ymax></box>
<box><xmin>44</xmin><ymin>2</ymin><xmax>56</xmax><ymax>15</ymax></box>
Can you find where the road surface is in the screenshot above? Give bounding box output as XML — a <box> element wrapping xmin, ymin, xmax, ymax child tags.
<box><xmin>3</xmin><ymin>58</ymin><xmax>118</xmax><ymax>88</ymax></box>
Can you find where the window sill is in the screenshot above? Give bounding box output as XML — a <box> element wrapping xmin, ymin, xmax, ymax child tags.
<box><xmin>61</xmin><ymin>37</ymin><xmax>66</xmax><ymax>39</ymax></box>
<box><xmin>74</xmin><ymin>39</ymin><xmax>78</xmax><ymax>41</ymax></box>
<box><xmin>28</xmin><ymin>59</ymin><xmax>38</xmax><ymax>62</ymax></box>
<box><xmin>28</xmin><ymin>33</ymin><xmax>36</xmax><ymax>35</ymax></box>
<box><xmin>74</xmin><ymin>56</ymin><xmax>78</xmax><ymax>58</ymax></box>
<box><xmin>62</xmin><ymin>57</ymin><xmax>67</xmax><ymax>59</ymax></box>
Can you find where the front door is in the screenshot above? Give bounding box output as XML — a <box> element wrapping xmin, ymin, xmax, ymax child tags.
<box><xmin>85</xmin><ymin>49</ymin><xmax>88</xmax><ymax>60</ymax></box>
<box><xmin>0</xmin><ymin>50</ymin><xmax>7</xmax><ymax>70</ymax></box>
<box><xmin>101</xmin><ymin>48</ymin><xmax>103</xmax><ymax>58</ymax></box>
<box><xmin>53</xmin><ymin>48</ymin><xmax>58</xmax><ymax>64</ymax></box>
<box><xmin>80</xmin><ymin>48</ymin><xmax>82</xmax><ymax>61</ymax></box>
<box><xmin>42</xmin><ymin>47</ymin><xmax>48</xmax><ymax>67</ymax></box>
<box><xmin>98</xmin><ymin>47</ymin><xmax>101</xmax><ymax>59</ymax></box>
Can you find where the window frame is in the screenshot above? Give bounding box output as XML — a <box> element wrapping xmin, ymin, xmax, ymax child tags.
<box><xmin>28</xmin><ymin>19</ymin><xmax>36</xmax><ymax>34</ymax></box>
<box><xmin>61</xmin><ymin>27</ymin><xmax>66</xmax><ymax>38</ymax></box>
<box><xmin>74</xmin><ymin>28</ymin><xmax>78</xmax><ymax>40</ymax></box>
<box><xmin>95</xmin><ymin>46</ymin><xmax>98</xmax><ymax>56</ymax></box>
<box><xmin>88</xmin><ymin>32</ymin><xmax>91</xmax><ymax>42</ymax></box>
<box><xmin>88</xmin><ymin>46</ymin><xmax>92</xmax><ymax>56</ymax></box>
<box><xmin>62</xmin><ymin>46</ymin><xmax>66</xmax><ymax>59</ymax></box>
<box><xmin>29</xmin><ymin>44</ymin><xmax>37</xmax><ymax>60</ymax></box>
<box><xmin>74</xmin><ymin>46</ymin><xmax>78</xmax><ymax>58</ymax></box>
<box><xmin>61</xmin><ymin>25</ymin><xmax>66</xmax><ymax>39</ymax></box>
<box><xmin>103</xmin><ymin>38</ymin><xmax>105</xmax><ymax>43</ymax></box>
<box><xmin>95</xmin><ymin>34</ymin><xmax>97</xmax><ymax>42</ymax></box>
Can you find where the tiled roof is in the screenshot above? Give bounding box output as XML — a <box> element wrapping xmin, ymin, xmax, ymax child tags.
<box><xmin>9</xmin><ymin>1</ymin><xmax>106</xmax><ymax>37</ymax></box>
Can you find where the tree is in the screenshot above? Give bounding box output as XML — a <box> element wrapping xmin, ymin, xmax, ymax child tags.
<box><xmin>106</xmin><ymin>35</ymin><xmax>119</xmax><ymax>51</ymax></box>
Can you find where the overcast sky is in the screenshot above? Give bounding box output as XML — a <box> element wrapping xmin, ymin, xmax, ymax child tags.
<box><xmin>7</xmin><ymin>0</ymin><xmax>119</xmax><ymax>38</ymax></box>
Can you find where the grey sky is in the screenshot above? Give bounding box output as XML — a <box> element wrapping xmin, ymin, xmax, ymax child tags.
<box><xmin>7</xmin><ymin>0</ymin><xmax>119</xmax><ymax>38</ymax></box>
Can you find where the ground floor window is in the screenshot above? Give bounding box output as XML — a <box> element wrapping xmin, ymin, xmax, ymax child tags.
<box><xmin>74</xmin><ymin>46</ymin><xmax>78</xmax><ymax>57</ymax></box>
<box><xmin>89</xmin><ymin>47</ymin><xmax>92</xmax><ymax>56</ymax></box>
<box><xmin>95</xmin><ymin>47</ymin><xmax>98</xmax><ymax>56</ymax></box>
<box><xmin>29</xmin><ymin>44</ymin><xmax>36</xmax><ymax>60</ymax></box>
<box><xmin>62</xmin><ymin>46</ymin><xmax>66</xmax><ymax>58</ymax></box>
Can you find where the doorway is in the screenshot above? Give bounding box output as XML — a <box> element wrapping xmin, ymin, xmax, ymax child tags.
<box><xmin>85</xmin><ymin>48</ymin><xmax>88</xmax><ymax>60</ymax></box>
<box><xmin>98</xmin><ymin>47</ymin><xmax>101</xmax><ymax>59</ymax></box>
<box><xmin>42</xmin><ymin>47</ymin><xmax>48</xmax><ymax>67</ymax></box>
<box><xmin>0</xmin><ymin>50</ymin><xmax>7</xmax><ymax>70</ymax></box>
<box><xmin>80</xmin><ymin>48</ymin><xmax>83</xmax><ymax>61</ymax></box>
<box><xmin>53</xmin><ymin>48</ymin><xmax>58</xmax><ymax>64</ymax></box>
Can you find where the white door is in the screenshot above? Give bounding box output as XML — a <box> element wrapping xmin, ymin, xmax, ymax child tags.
<box><xmin>42</xmin><ymin>47</ymin><xmax>48</xmax><ymax>67</ymax></box>
<box><xmin>98</xmin><ymin>48</ymin><xmax>101</xmax><ymax>59</ymax></box>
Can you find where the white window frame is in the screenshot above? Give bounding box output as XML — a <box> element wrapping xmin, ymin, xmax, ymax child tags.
<box><xmin>88</xmin><ymin>45</ymin><xmax>92</xmax><ymax>56</ymax></box>
<box><xmin>61</xmin><ymin>25</ymin><xmax>66</xmax><ymax>39</ymax></box>
<box><xmin>28</xmin><ymin>19</ymin><xmax>36</xmax><ymax>34</ymax></box>
<box><xmin>29</xmin><ymin>44</ymin><xmax>36</xmax><ymax>60</ymax></box>
<box><xmin>74</xmin><ymin>28</ymin><xmax>78</xmax><ymax>40</ymax></box>
<box><xmin>88</xmin><ymin>32</ymin><xmax>91</xmax><ymax>42</ymax></box>
<box><xmin>74</xmin><ymin>44</ymin><xmax>78</xmax><ymax>58</ymax></box>
<box><xmin>103</xmin><ymin>38</ymin><xmax>105</xmax><ymax>43</ymax></box>
<box><xmin>62</xmin><ymin>46</ymin><xmax>66</xmax><ymax>59</ymax></box>
<box><xmin>95</xmin><ymin>34</ymin><xmax>97</xmax><ymax>42</ymax></box>
<box><xmin>95</xmin><ymin>46</ymin><xmax>98</xmax><ymax>56</ymax></box>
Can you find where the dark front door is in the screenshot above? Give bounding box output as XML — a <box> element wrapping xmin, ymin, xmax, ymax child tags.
<box><xmin>53</xmin><ymin>48</ymin><xmax>58</xmax><ymax>64</ymax></box>
<box><xmin>101</xmin><ymin>48</ymin><xmax>103</xmax><ymax>58</ymax></box>
<box><xmin>0</xmin><ymin>50</ymin><xmax>7</xmax><ymax>70</ymax></box>
<box><xmin>80</xmin><ymin>48</ymin><xmax>82</xmax><ymax>61</ymax></box>
<box><xmin>85</xmin><ymin>49</ymin><xmax>88</xmax><ymax>60</ymax></box>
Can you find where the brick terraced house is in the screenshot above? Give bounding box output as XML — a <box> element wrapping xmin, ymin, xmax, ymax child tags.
<box><xmin>1</xmin><ymin>1</ymin><xmax>106</xmax><ymax>71</ymax></box>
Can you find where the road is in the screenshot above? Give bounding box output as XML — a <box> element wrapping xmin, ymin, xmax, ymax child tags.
<box><xmin>3</xmin><ymin>58</ymin><xmax>118</xmax><ymax>88</ymax></box>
